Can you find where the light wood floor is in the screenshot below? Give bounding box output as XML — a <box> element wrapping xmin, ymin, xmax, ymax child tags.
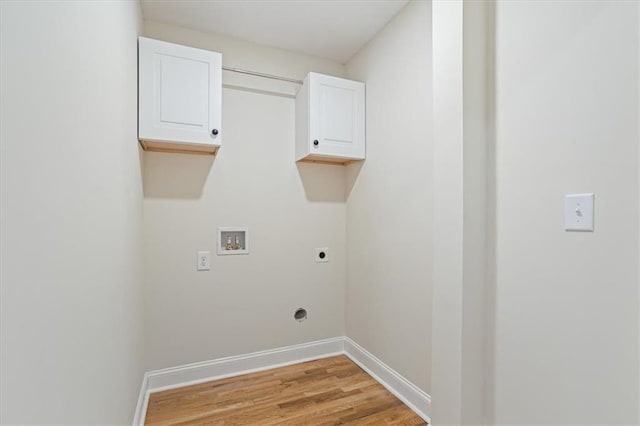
<box><xmin>145</xmin><ymin>355</ymin><xmax>427</xmax><ymax>425</ymax></box>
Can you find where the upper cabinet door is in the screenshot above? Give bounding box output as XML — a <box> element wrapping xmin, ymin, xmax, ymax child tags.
<box><xmin>138</xmin><ymin>37</ymin><xmax>222</xmax><ymax>154</ymax></box>
<box><xmin>311</xmin><ymin>73</ymin><xmax>365</xmax><ymax>161</ymax></box>
<box><xmin>296</xmin><ymin>72</ymin><xmax>365</xmax><ymax>164</ymax></box>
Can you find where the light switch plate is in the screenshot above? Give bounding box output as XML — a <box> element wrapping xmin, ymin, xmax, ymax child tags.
<box><xmin>564</xmin><ymin>193</ymin><xmax>594</xmax><ymax>232</ymax></box>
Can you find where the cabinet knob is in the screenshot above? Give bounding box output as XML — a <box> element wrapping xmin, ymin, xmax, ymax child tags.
<box><xmin>313</xmin><ymin>139</ymin><xmax>319</xmax><ymax>147</ymax></box>
<box><xmin>211</xmin><ymin>129</ymin><xmax>219</xmax><ymax>136</ymax></box>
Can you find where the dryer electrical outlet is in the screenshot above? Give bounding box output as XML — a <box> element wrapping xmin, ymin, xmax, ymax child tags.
<box><xmin>315</xmin><ymin>248</ymin><xmax>329</xmax><ymax>263</ymax></box>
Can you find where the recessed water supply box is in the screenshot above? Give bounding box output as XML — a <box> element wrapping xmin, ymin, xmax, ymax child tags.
<box><xmin>217</xmin><ymin>227</ymin><xmax>249</xmax><ymax>255</ymax></box>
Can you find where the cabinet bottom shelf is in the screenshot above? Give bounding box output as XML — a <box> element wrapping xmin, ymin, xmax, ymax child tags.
<box><xmin>296</xmin><ymin>154</ymin><xmax>364</xmax><ymax>166</ymax></box>
<box><xmin>139</xmin><ymin>140</ymin><xmax>219</xmax><ymax>156</ymax></box>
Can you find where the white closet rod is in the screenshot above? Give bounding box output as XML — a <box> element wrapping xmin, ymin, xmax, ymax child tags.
<box><xmin>222</xmin><ymin>66</ymin><xmax>303</xmax><ymax>85</ymax></box>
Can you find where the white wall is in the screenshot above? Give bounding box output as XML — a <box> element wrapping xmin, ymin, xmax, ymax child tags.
<box><xmin>431</xmin><ymin>1</ymin><xmax>491</xmax><ymax>423</ymax></box>
<box><xmin>142</xmin><ymin>22</ymin><xmax>348</xmax><ymax>370</ymax></box>
<box><xmin>0</xmin><ymin>1</ymin><xmax>144</xmax><ymax>424</ymax></box>
<box><xmin>345</xmin><ymin>0</ymin><xmax>433</xmax><ymax>393</ymax></box>
<box><xmin>491</xmin><ymin>1</ymin><xmax>639</xmax><ymax>424</ymax></box>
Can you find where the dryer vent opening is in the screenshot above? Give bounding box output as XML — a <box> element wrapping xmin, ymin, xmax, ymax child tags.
<box><xmin>294</xmin><ymin>308</ymin><xmax>307</xmax><ymax>322</ymax></box>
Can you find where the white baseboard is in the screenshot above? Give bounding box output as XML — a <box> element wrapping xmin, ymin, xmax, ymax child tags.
<box><xmin>132</xmin><ymin>336</ymin><xmax>431</xmax><ymax>425</ymax></box>
<box><xmin>343</xmin><ymin>337</ymin><xmax>431</xmax><ymax>423</ymax></box>
<box><xmin>132</xmin><ymin>373</ymin><xmax>149</xmax><ymax>426</ymax></box>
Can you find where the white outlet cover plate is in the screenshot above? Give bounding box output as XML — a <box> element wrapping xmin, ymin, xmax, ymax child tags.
<box><xmin>197</xmin><ymin>251</ymin><xmax>211</xmax><ymax>271</ymax></box>
<box><xmin>316</xmin><ymin>248</ymin><xmax>329</xmax><ymax>263</ymax></box>
<box><xmin>564</xmin><ymin>193</ymin><xmax>594</xmax><ymax>232</ymax></box>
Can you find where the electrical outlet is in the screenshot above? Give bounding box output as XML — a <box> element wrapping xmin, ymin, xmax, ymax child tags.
<box><xmin>197</xmin><ymin>251</ymin><xmax>210</xmax><ymax>271</ymax></box>
<box><xmin>316</xmin><ymin>248</ymin><xmax>329</xmax><ymax>263</ymax></box>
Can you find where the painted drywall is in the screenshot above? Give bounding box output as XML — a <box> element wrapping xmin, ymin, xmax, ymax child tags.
<box><xmin>491</xmin><ymin>1</ymin><xmax>639</xmax><ymax>424</ymax></box>
<box><xmin>430</xmin><ymin>1</ymin><xmax>493</xmax><ymax>423</ymax></box>
<box><xmin>431</xmin><ymin>2</ymin><xmax>465</xmax><ymax>422</ymax></box>
<box><xmin>430</xmin><ymin>2</ymin><xmax>493</xmax><ymax>424</ymax></box>
<box><xmin>142</xmin><ymin>22</ymin><xmax>348</xmax><ymax>370</ymax></box>
<box><xmin>345</xmin><ymin>0</ymin><xmax>433</xmax><ymax>393</ymax></box>
<box><xmin>460</xmin><ymin>2</ymin><xmax>490</xmax><ymax>424</ymax></box>
<box><xmin>0</xmin><ymin>1</ymin><xmax>144</xmax><ymax>424</ymax></box>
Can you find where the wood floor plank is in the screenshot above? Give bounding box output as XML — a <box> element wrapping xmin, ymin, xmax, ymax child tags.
<box><xmin>145</xmin><ymin>355</ymin><xmax>427</xmax><ymax>425</ymax></box>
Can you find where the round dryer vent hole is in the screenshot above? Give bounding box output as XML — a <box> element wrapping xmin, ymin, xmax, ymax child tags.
<box><xmin>294</xmin><ymin>308</ymin><xmax>307</xmax><ymax>322</ymax></box>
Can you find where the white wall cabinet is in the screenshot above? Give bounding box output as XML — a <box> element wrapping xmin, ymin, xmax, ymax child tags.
<box><xmin>295</xmin><ymin>72</ymin><xmax>365</xmax><ymax>164</ymax></box>
<box><xmin>138</xmin><ymin>37</ymin><xmax>222</xmax><ymax>155</ymax></box>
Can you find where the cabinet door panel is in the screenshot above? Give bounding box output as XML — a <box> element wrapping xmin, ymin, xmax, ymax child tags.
<box><xmin>139</xmin><ymin>37</ymin><xmax>221</xmax><ymax>147</ymax></box>
<box><xmin>158</xmin><ymin>54</ymin><xmax>209</xmax><ymax>128</ymax></box>
<box><xmin>310</xmin><ymin>73</ymin><xmax>365</xmax><ymax>160</ymax></box>
<box><xmin>320</xmin><ymin>84</ymin><xmax>355</xmax><ymax>144</ymax></box>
